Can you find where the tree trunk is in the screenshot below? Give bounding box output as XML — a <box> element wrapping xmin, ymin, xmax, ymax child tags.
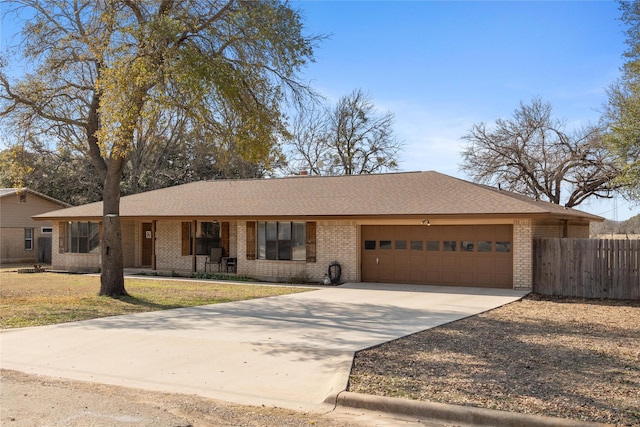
<box><xmin>99</xmin><ymin>162</ymin><xmax>128</xmax><ymax>297</ymax></box>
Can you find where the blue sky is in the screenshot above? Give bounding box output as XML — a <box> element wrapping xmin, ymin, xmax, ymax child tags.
<box><xmin>294</xmin><ymin>1</ymin><xmax>636</xmax><ymax>220</ymax></box>
<box><xmin>1</xmin><ymin>1</ymin><xmax>637</xmax><ymax>220</ymax></box>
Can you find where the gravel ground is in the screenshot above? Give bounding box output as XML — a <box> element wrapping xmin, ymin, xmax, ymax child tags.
<box><xmin>349</xmin><ymin>295</ymin><xmax>640</xmax><ymax>426</ymax></box>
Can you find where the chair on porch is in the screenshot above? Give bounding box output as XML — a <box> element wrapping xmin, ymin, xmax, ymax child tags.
<box><xmin>205</xmin><ymin>247</ymin><xmax>223</xmax><ymax>273</ymax></box>
<box><xmin>225</xmin><ymin>257</ymin><xmax>237</xmax><ymax>273</ymax></box>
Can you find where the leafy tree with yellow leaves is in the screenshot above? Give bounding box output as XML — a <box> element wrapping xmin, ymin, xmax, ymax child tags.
<box><xmin>0</xmin><ymin>0</ymin><xmax>318</xmax><ymax>296</ymax></box>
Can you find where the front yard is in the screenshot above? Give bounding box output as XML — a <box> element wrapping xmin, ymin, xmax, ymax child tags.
<box><xmin>349</xmin><ymin>294</ymin><xmax>640</xmax><ymax>426</ymax></box>
<box><xmin>2</xmin><ymin>267</ymin><xmax>637</xmax><ymax>425</ymax></box>
<box><xmin>0</xmin><ymin>269</ymin><xmax>309</xmax><ymax>329</ymax></box>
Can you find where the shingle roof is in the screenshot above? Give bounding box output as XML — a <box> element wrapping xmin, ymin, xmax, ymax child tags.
<box><xmin>33</xmin><ymin>171</ymin><xmax>603</xmax><ymax>221</ymax></box>
<box><xmin>1</xmin><ymin>188</ymin><xmax>70</xmax><ymax>207</ymax></box>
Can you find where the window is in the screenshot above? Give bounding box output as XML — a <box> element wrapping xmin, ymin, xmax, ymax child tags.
<box><xmin>41</xmin><ymin>227</ymin><xmax>53</xmax><ymax>234</ymax></box>
<box><xmin>257</xmin><ymin>221</ymin><xmax>306</xmax><ymax>260</ymax></box>
<box><xmin>291</xmin><ymin>222</ymin><xmax>306</xmax><ymax>261</ymax></box>
<box><xmin>410</xmin><ymin>240</ymin><xmax>423</xmax><ymax>251</ymax></box>
<box><xmin>427</xmin><ymin>240</ymin><xmax>440</xmax><ymax>251</ymax></box>
<box><xmin>496</xmin><ymin>241</ymin><xmax>511</xmax><ymax>252</ymax></box>
<box><xmin>278</xmin><ymin>221</ymin><xmax>291</xmax><ymax>260</ymax></box>
<box><xmin>380</xmin><ymin>240</ymin><xmax>392</xmax><ymax>250</ymax></box>
<box><xmin>24</xmin><ymin>228</ymin><xmax>33</xmax><ymax>250</ymax></box>
<box><xmin>67</xmin><ymin>221</ymin><xmax>100</xmax><ymax>253</ymax></box>
<box><xmin>364</xmin><ymin>240</ymin><xmax>376</xmax><ymax>250</ymax></box>
<box><xmin>461</xmin><ymin>241</ymin><xmax>474</xmax><ymax>252</ymax></box>
<box><xmin>443</xmin><ymin>241</ymin><xmax>456</xmax><ymax>251</ymax></box>
<box><xmin>182</xmin><ymin>221</ymin><xmax>221</xmax><ymax>256</ymax></box>
<box><xmin>265</xmin><ymin>221</ymin><xmax>277</xmax><ymax>259</ymax></box>
<box><xmin>478</xmin><ymin>241</ymin><xmax>492</xmax><ymax>252</ymax></box>
<box><xmin>196</xmin><ymin>222</ymin><xmax>220</xmax><ymax>255</ymax></box>
<box><xmin>395</xmin><ymin>240</ymin><xmax>407</xmax><ymax>250</ymax></box>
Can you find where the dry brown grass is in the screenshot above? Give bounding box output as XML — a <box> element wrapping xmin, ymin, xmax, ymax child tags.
<box><xmin>349</xmin><ymin>295</ymin><xmax>640</xmax><ymax>426</ymax></box>
<box><xmin>0</xmin><ymin>270</ymin><xmax>309</xmax><ymax>329</ymax></box>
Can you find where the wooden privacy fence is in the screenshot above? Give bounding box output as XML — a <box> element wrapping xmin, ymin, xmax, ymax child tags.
<box><xmin>533</xmin><ymin>238</ymin><xmax>640</xmax><ymax>300</ymax></box>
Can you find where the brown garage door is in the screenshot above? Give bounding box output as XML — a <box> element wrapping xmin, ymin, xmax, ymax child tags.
<box><xmin>362</xmin><ymin>225</ymin><xmax>513</xmax><ymax>288</ymax></box>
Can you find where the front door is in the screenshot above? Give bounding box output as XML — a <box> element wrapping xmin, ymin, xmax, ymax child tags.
<box><xmin>142</xmin><ymin>223</ymin><xmax>153</xmax><ymax>267</ymax></box>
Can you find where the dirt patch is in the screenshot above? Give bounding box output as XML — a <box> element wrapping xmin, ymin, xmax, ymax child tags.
<box><xmin>349</xmin><ymin>295</ymin><xmax>640</xmax><ymax>426</ymax></box>
<box><xmin>2</xmin><ymin>369</ymin><xmax>432</xmax><ymax>427</ymax></box>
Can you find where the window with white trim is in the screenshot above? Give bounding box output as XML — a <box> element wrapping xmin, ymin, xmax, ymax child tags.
<box><xmin>24</xmin><ymin>228</ymin><xmax>34</xmax><ymax>250</ymax></box>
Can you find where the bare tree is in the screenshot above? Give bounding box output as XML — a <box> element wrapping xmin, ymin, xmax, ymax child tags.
<box><xmin>461</xmin><ymin>98</ymin><xmax>622</xmax><ymax>208</ymax></box>
<box><xmin>286</xmin><ymin>89</ymin><xmax>403</xmax><ymax>175</ymax></box>
<box><xmin>286</xmin><ymin>103</ymin><xmax>331</xmax><ymax>175</ymax></box>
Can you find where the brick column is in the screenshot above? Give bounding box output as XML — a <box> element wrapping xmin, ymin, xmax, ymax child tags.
<box><xmin>513</xmin><ymin>219</ymin><xmax>533</xmax><ymax>289</ymax></box>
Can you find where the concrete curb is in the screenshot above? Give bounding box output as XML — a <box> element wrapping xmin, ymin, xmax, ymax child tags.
<box><xmin>333</xmin><ymin>391</ymin><xmax>611</xmax><ymax>427</ymax></box>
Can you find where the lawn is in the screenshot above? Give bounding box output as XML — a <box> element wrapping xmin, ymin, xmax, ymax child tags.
<box><xmin>0</xmin><ymin>269</ymin><xmax>310</xmax><ymax>329</ymax></box>
<box><xmin>349</xmin><ymin>295</ymin><xmax>640</xmax><ymax>426</ymax></box>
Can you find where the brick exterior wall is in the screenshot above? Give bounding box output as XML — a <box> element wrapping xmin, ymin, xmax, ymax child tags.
<box><xmin>316</xmin><ymin>221</ymin><xmax>358</xmax><ymax>282</ymax></box>
<box><xmin>52</xmin><ymin>221</ymin><xmax>100</xmax><ymax>272</ymax></box>
<box><xmin>531</xmin><ymin>220</ymin><xmax>590</xmax><ymax>239</ymax></box>
<box><xmin>513</xmin><ymin>219</ymin><xmax>533</xmax><ymax>289</ymax></box>
<box><xmin>237</xmin><ymin>220</ymin><xmax>358</xmax><ymax>283</ymax></box>
<box><xmin>568</xmin><ymin>223</ymin><xmax>590</xmax><ymax>238</ymax></box>
<box><xmin>51</xmin><ymin>219</ymin><xmax>138</xmax><ymax>272</ymax></box>
<box><xmin>122</xmin><ymin>221</ymin><xmax>137</xmax><ymax>268</ymax></box>
<box><xmin>155</xmin><ymin>221</ymin><xmax>197</xmax><ymax>272</ymax></box>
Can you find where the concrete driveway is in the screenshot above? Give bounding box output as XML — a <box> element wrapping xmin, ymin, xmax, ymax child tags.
<box><xmin>0</xmin><ymin>282</ymin><xmax>528</xmax><ymax>411</ymax></box>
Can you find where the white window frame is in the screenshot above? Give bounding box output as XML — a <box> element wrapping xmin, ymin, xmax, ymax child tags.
<box><xmin>24</xmin><ymin>228</ymin><xmax>34</xmax><ymax>251</ymax></box>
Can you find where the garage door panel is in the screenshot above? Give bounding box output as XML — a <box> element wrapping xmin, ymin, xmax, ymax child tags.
<box><xmin>459</xmin><ymin>271</ymin><xmax>475</xmax><ymax>285</ymax></box>
<box><xmin>441</xmin><ymin>256</ymin><xmax>457</xmax><ymax>269</ymax></box>
<box><xmin>476</xmin><ymin>272</ymin><xmax>494</xmax><ymax>285</ymax></box>
<box><xmin>409</xmin><ymin>254</ymin><xmax>424</xmax><ymax>266</ymax></box>
<box><xmin>495</xmin><ymin>257</ymin><xmax>512</xmax><ymax>270</ymax></box>
<box><xmin>494</xmin><ymin>273</ymin><xmax>512</xmax><ymax>287</ymax></box>
<box><xmin>459</xmin><ymin>256</ymin><xmax>476</xmax><ymax>270</ymax></box>
<box><xmin>393</xmin><ymin>270</ymin><xmax>410</xmax><ymax>282</ymax></box>
<box><xmin>409</xmin><ymin>270</ymin><xmax>425</xmax><ymax>282</ymax></box>
<box><xmin>442</xmin><ymin>271</ymin><xmax>458</xmax><ymax>284</ymax></box>
<box><xmin>361</xmin><ymin>225</ymin><xmax>513</xmax><ymax>288</ymax></box>
<box><xmin>425</xmin><ymin>271</ymin><xmax>441</xmax><ymax>283</ymax></box>
<box><xmin>425</xmin><ymin>255</ymin><xmax>442</xmax><ymax>268</ymax></box>
<box><xmin>379</xmin><ymin>269</ymin><xmax>394</xmax><ymax>282</ymax></box>
<box><xmin>393</xmin><ymin>253</ymin><xmax>410</xmax><ymax>265</ymax></box>
<box><xmin>475</xmin><ymin>258</ymin><xmax>494</xmax><ymax>274</ymax></box>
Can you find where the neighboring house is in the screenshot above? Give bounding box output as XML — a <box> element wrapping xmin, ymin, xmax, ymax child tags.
<box><xmin>1</xmin><ymin>188</ymin><xmax>70</xmax><ymax>264</ymax></box>
<box><xmin>34</xmin><ymin>171</ymin><xmax>602</xmax><ymax>289</ymax></box>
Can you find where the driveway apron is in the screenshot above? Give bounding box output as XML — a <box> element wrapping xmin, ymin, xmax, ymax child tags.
<box><xmin>0</xmin><ymin>283</ymin><xmax>528</xmax><ymax>411</ymax></box>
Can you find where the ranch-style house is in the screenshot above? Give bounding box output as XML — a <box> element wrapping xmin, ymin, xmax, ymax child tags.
<box><xmin>34</xmin><ymin>171</ymin><xmax>602</xmax><ymax>289</ymax></box>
